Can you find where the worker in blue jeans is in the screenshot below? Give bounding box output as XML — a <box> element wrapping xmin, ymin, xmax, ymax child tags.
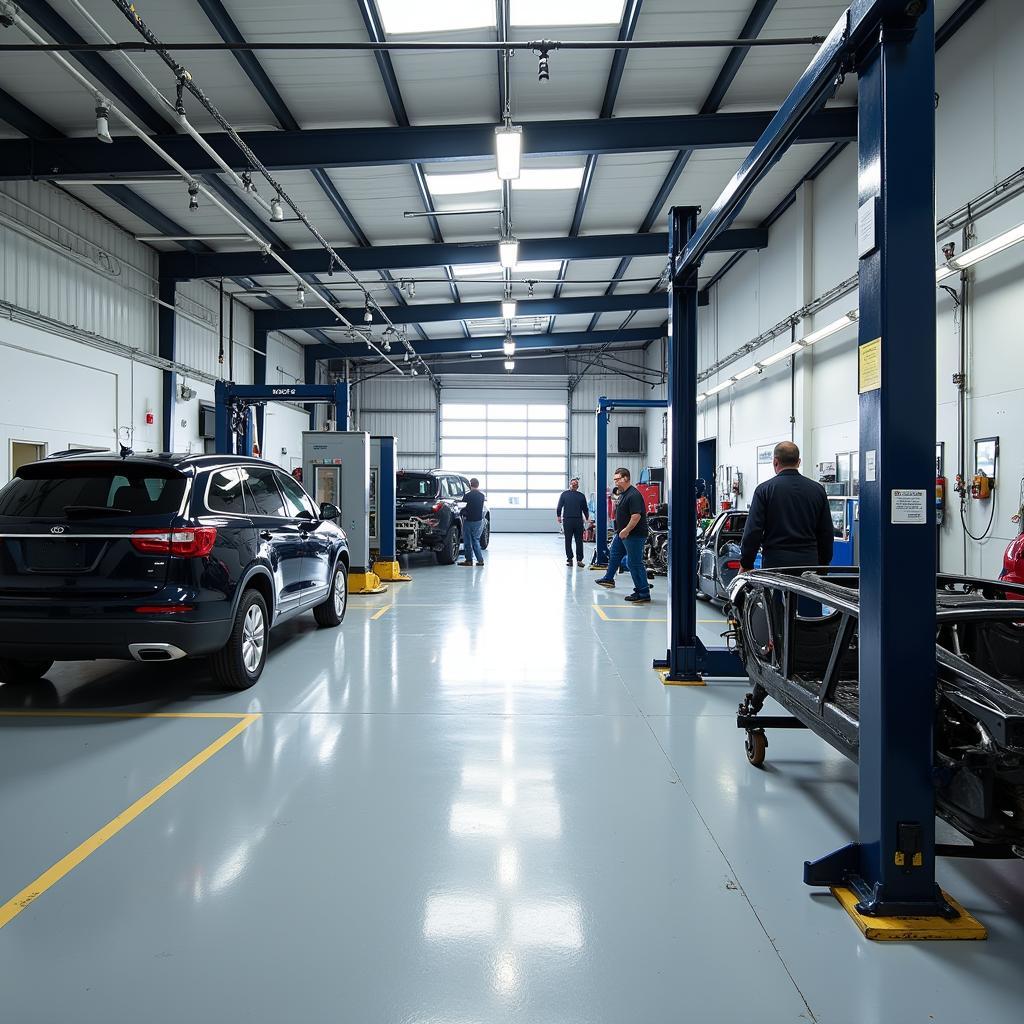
<box><xmin>458</xmin><ymin>477</ymin><xmax>486</xmax><ymax>566</ymax></box>
<box><xmin>595</xmin><ymin>467</ymin><xmax>650</xmax><ymax>602</ymax></box>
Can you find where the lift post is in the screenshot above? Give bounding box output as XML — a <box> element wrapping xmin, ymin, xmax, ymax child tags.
<box><xmin>214</xmin><ymin>381</ymin><xmax>349</xmax><ymax>456</ymax></box>
<box><xmin>370</xmin><ymin>435</ymin><xmax>411</xmax><ymax>582</ymax></box>
<box><xmin>593</xmin><ymin>396</ymin><xmax>666</xmax><ymax>567</ymax></box>
<box><xmin>668</xmin><ymin>0</ymin><xmax>963</xmax><ymax>926</ymax></box>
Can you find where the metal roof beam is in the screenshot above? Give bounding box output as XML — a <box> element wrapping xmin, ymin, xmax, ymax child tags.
<box><xmin>306</xmin><ymin>326</ymin><xmax>663</xmax><ymax>360</ymax></box>
<box><xmin>256</xmin><ymin>291</ymin><xmax>666</xmax><ymax>332</ymax></box>
<box><xmin>0</xmin><ymin>108</ymin><xmax>858</xmax><ymax>181</ymax></box>
<box><xmin>159</xmin><ymin>228</ymin><xmax>766</xmax><ymax>281</ymax></box>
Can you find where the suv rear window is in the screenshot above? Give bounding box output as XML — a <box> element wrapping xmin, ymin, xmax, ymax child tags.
<box><xmin>0</xmin><ymin>463</ymin><xmax>186</xmax><ymax>519</ymax></box>
<box><xmin>397</xmin><ymin>474</ymin><xmax>436</xmax><ymax>499</ymax></box>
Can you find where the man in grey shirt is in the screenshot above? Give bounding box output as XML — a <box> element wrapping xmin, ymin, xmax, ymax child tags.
<box><xmin>556</xmin><ymin>477</ymin><xmax>590</xmax><ymax>567</ymax></box>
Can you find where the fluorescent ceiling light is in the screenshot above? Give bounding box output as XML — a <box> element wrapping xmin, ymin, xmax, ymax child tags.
<box><xmin>696</xmin><ymin>392</ymin><xmax>708</xmax><ymax>401</ymax></box>
<box><xmin>503</xmin><ymin>338</ymin><xmax>516</xmax><ymax>356</ymax></box>
<box><xmin>504</xmin><ymin>360</ymin><xmax>516</xmax><ymax>371</ymax></box>
<box><xmin>495</xmin><ymin>124</ymin><xmax>523</xmax><ymax>181</ymax></box>
<box><xmin>499</xmin><ymin>237</ymin><xmax>520</xmax><ymax>269</ymax></box>
<box><xmin>800</xmin><ymin>311</ymin><xmax>858</xmax><ymax>346</ymax></box>
<box><xmin>759</xmin><ymin>342</ymin><xmax>803</xmax><ymax>367</ymax></box>
<box><xmin>733</xmin><ymin>365</ymin><xmax>760</xmax><ymax>381</ymax></box>
<box><xmin>936</xmin><ymin>263</ymin><xmax>958</xmax><ymax>283</ymax></box>
<box><xmin>513</xmin><ymin>260</ymin><xmax>562</xmax><ymax>274</ymax></box>
<box><xmin>378</xmin><ymin>0</ymin><xmax>495</xmax><ymax>34</ymax></box>
<box><xmin>426</xmin><ymin>171</ymin><xmax>501</xmax><ymax>196</ymax></box>
<box><xmin>511</xmin><ymin>0</ymin><xmax>624</xmax><ymax>27</ymax></box>
<box><xmin>949</xmin><ymin>221</ymin><xmax>1024</xmax><ymax>269</ymax></box>
<box><xmin>501</xmin><ymin>299</ymin><xmax>517</xmax><ymax>319</ymax></box>
<box><xmin>512</xmin><ymin>167</ymin><xmax>585</xmax><ymax>191</ymax></box>
<box><xmin>706</xmin><ymin>379</ymin><xmax>733</xmax><ymax>396</ymax></box>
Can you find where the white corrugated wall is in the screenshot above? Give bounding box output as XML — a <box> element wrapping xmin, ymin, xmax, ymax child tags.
<box><xmin>352</xmin><ymin>374</ymin><xmax>438</xmax><ymax>470</ymax></box>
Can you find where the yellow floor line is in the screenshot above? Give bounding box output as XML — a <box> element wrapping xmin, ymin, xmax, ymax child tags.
<box><xmin>0</xmin><ymin>710</ymin><xmax>254</xmax><ymax>719</ymax></box>
<box><xmin>0</xmin><ymin>712</ymin><xmax>260</xmax><ymax>930</ymax></box>
<box><xmin>371</xmin><ymin>604</ymin><xmax>393</xmax><ymax>620</ymax></box>
<box><xmin>592</xmin><ymin>605</ymin><xmax>609</xmax><ymax>620</ymax></box>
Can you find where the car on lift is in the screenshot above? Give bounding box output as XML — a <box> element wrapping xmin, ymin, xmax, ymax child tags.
<box><xmin>396</xmin><ymin>469</ymin><xmax>490</xmax><ymax>565</ymax></box>
<box><xmin>728</xmin><ymin>567</ymin><xmax>1024</xmax><ymax>853</ymax></box>
<box><xmin>0</xmin><ymin>452</ymin><xmax>349</xmax><ymax>691</ymax></box>
<box><xmin>697</xmin><ymin>508</ymin><xmax>753</xmax><ymax>602</ymax></box>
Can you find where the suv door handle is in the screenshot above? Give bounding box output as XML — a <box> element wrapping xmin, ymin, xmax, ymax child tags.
<box><xmin>259</xmin><ymin>530</ymin><xmax>273</xmax><ymax>541</ymax></box>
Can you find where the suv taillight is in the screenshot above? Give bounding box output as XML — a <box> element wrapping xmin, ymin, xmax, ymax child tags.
<box><xmin>131</xmin><ymin>527</ymin><xmax>217</xmax><ymax>557</ymax></box>
<box><xmin>432</xmin><ymin>501</ymin><xmax>444</xmax><ymax>512</ymax></box>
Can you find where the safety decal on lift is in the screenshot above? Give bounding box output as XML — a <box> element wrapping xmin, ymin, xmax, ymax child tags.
<box><xmin>891</xmin><ymin>489</ymin><xmax>927</xmax><ymax>525</ymax></box>
<box><xmin>859</xmin><ymin>337</ymin><xmax>881</xmax><ymax>394</ymax></box>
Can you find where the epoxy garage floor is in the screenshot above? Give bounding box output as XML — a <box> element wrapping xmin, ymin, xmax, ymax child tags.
<box><xmin>2</xmin><ymin>535</ymin><xmax>1023</xmax><ymax>1023</ymax></box>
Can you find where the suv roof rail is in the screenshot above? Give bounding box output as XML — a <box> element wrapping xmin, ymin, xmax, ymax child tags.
<box><xmin>46</xmin><ymin>447</ymin><xmax>112</xmax><ymax>459</ymax></box>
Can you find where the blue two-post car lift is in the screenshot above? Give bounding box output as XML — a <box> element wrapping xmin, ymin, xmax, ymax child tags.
<box><xmin>213</xmin><ymin>380</ymin><xmax>349</xmax><ymax>456</ymax></box>
<box><xmin>662</xmin><ymin>1</ymin><xmax>969</xmax><ymax>928</ymax></box>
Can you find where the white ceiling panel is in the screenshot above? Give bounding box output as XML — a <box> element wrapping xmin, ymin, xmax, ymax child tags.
<box><xmin>579</xmin><ymin>151</ymin><xmax>680</xmax><ymax>234</ymax></box>
<box><xmin>223</xmin><ymin>1</ymin><xmax>396</xmax><ymax>128</ymax></box>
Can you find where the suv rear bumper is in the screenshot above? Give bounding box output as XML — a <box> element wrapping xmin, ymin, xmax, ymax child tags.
<box><xmin>0</xmin><ymin>616</ymin><xmax>232</xmax><ymax>662</ymax></box>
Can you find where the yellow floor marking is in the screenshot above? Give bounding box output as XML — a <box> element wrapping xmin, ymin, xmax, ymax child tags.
<box><xmin>371</xmin><ymin>604</ymin><xmax>393</xmax><ymax>620</ymax></box>
<box><xmin>592</xmin><ymin>605</ymin><xmax>609</xmax><ymax>620</ymax></box>
<box><xmin>0</xmin><ymin>710</ymin><xmax>254</xmax><ymax>719</ymax></box>
<box><xmin>830</xmin><ymin>886</ymin><xmax>986</xmax><ymax>941</ymax></box>
<box><xmin>0</xmin><ymin>712</ymin><xmax>260</xmax><ymax>930</ymax></box>
<box><xmin>656</xmin><ymin>668</ymin><xmax>707</xmax><ymax>687</ymax></box>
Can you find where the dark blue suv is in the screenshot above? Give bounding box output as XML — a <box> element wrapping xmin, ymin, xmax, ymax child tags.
<box><xmin>0</xmin><ymin>452</ymin><xmax>349</xmax><ymax>690</ymax></box>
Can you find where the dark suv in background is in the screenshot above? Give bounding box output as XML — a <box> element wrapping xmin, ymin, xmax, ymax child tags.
<box><xmin>396</xmin><ymin>469</ymin><xmax>490</xmax><ymax>565</ymax></box>
<box><xmin>0</xmin><ymin>453</ymin><xmax>349</xmax><ymax>691</ymax></box>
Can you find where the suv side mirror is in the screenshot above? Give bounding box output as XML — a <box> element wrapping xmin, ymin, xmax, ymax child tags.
<box><xmin>320</xmin><ymin>502</ymin><xmax>340</xmax><ymax>522</ymax></box>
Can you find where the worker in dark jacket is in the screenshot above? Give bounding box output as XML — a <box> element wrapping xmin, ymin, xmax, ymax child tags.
<box><xmin>556</xmin><ymin>477</ymin><xmax>590</xmax><ymax>567</ymax></box>
<box><xmin>740</xmin><ymin>441</ymin><xmax>834</xmax><ymax>571</ymax></box>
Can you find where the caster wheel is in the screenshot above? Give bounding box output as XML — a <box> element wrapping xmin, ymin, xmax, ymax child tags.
<box><xmin>745</xmin><ymin>728</ymin><xmax>767</xmax><ymax>768</ymax></box>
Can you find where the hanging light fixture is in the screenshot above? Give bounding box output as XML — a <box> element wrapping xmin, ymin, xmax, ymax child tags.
<box><xmin>503</xmin><ymin>337</ymin><xmax>516</xmax><ymax>357</ymax></box>
<box><xmin>501</xmin><ymin>297</ymin><xmax>517</xmax><ymax>320</ymax></box>
<box><xmin>494</xmin><ymin>121</ymin><xmax>523</xmax><ymax>181</ymax></box>
<box><xmin>363</xmin><ymin>297</ymin><xmax>373</xmax><ymax>323</ymax></box>
<box><xmin>270</xmin><ymin>195</ymin><xmax>284</xmax><ymax>222</ymax></box>
<box><xmin>499</xmin><ymin>234</ymin><xmax>519</xmax><ymax>270</ymax></box>
<box><xmin>187</xmin><ymin>181</ymin><xmax>199</xmax><ymax>212</ymax></box>
<box><xmin>95</xmin><ymin>99</ymin><xmax>112</xmax><ymax>144</ymax></box>
<box><xmin>504</xmin><ymin>359</ymin><xmax>515</xmax><ymax>372</ymax></box>
<box><xmin>296</xmin><ymin>284</ymin><xmax>305</xmax><ymax>307</ymax></box>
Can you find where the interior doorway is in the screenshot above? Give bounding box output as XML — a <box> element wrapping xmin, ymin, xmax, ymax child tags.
<box><xmin>9</xmin><ymin>440</ymin><xmax>46</xmax><ymax>481</ymax></box>
<box><xmin>697</xmin><ymin>437</ymin><xmax>717</xmax><ymax>511</ymax></box>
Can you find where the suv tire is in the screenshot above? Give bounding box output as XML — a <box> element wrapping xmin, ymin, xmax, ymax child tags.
<box><xmin>314</xmin><ymin>563</ymin><xmax>348</xmax><ymax>627</ymax></box>
<box><xmin>480</xmin><ymin>520</ymin><xmax>490</xmax><ymax>550</ymax></box>
<box><xmin>211</xmin><ymin>589</ymin><xmax>269</xmax><ymax>691</ymax></box>
<box><xmin>437</xmin><ymin>525</ymin><xmax>460</xmax><ymax>565</ymax></box>
<box><xmin>0</xmin><ymin>657</ymin><xmax>54</xmax><ymax>685</ymax></box>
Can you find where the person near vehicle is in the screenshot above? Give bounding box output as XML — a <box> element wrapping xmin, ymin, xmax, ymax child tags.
<box><xmin>556</xmin><ymin>477</ymin><xmax>590</xmax><ymax>567</ymax></box>
<box><xmin>739</xmin><ymin>441</ymin><xmax>833</xmax><ymax>572</ymax></box>
<box><xmin>595</xmin><ymin>467</ymin><xmax>650</xmax><ymax>602</ymax></box>
<box><xmin>458</xmin><ymin>478</ymin><xmax>487</xmax><ymax>567</ymax></box>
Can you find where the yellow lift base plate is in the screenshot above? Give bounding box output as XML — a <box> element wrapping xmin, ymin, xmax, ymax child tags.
<box><xmin>656</xmin><ymin>668</ymin><xmax>706</xmax><ymax>688</ymax></box>
<box><xmin>373</xmin><ymin>560</ymin><xmax>412</xmax><ymax>582</ymax></box>
<box><xmin>830</xmin><ymin>886</ymin><xmax>987</xmax><ymax>941</ymax></box>
<box><xmin>349</xmin><ymin>571</ymin><xmax>388</xmax><ymax>595</ymax></box>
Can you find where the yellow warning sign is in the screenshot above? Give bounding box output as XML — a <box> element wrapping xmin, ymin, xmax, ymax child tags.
<box><xmin>859</xmin><ymin>337</ymin><xmax>881</xmax><ymax>393</ymax></box>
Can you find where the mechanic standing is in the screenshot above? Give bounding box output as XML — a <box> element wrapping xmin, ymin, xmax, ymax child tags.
<box><xmin>556</xmin><ymin>477</ymin><xmax>590</xmax><ymax>567</ymax></box>
<box><xmin>739</xmin><ymin>441</ymin><xmax>834</xmax><ymax>573</ymax></box>
<box><xmin>594</xmin><ymin>467</ymin><xmax>650</xmax><ymax>602</ymax></box>
<box><xmin>458</xmin><ymin>478</ymin><xmax>487</xmax><ymax>567</ymax></box>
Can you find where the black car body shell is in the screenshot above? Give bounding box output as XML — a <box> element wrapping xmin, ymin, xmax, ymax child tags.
<box><xmin>728</xmin><ymin>567</ymin><xmax>1024</xmax><ymax>848</ymax></box>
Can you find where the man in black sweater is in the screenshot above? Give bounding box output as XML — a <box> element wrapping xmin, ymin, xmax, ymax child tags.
<box><xmin>740</xmin><ymin>442</ymin><xmax>834</xmax><ymax>572</ymax></box>
<box><xmin>556</xmin><ymin>477</ymin><xmax>590</xmax><ymax>567</ymax></box>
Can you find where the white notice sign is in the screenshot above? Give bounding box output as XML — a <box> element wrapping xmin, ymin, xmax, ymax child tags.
<box><xmin>866</xmin><ymin>450</ymin><xmax>876</xmax><ymax>482</ymax></box>
<box><xmin>858</xmin><ymin>198</ymin><xmax>877</xmax><ymax>258</ymax></box>
<box><xmin>891</xmin><ymin>488</ymin><xmax>927</xmax><ymax>524</ymax></box>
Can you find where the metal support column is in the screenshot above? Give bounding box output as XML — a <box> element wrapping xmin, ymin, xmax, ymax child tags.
<box><xmin>658</xmin><ymin>207</ymin><xmax>743</xmax><ymax>681</ymax></box>
<box><xmin>157</xmin><ymin>277</ymin><xmax>175</xmax><ymax>452</ymax></box>
<box><xmin>593</xmin><ymin>396</ymin><xmax>667</xmax><ymax>566</ymax></box>
<box><xmin>804</xmin><ymin>1</ymin><xmax>951</xmax><ymax>918</ymax></box>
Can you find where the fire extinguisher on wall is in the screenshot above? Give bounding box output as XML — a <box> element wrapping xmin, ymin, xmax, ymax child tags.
<box><xmin>936</xmin><ymin>475</ymin><xmax>946</xmax><ymax>526</ymax></box>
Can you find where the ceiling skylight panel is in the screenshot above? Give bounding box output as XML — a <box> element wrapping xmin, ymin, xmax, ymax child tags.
<box><xmin>425</xmin><ymin>171</ymin><xmax>502</xmax><ymax>195</ymax></box>
<box><xmin>377</xmin><ymin>0</ymin><xmax>496</xmax><ymax>34</ymax></box>
<box><xmin>510</xmin><ymin>0</ymin><xmax>625</xmax><ymax>26</ymax></box>
<box><xmin>512</xmin><ymin>167</ymin><xmax>586</xmax><ymax>191</ymax></box>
